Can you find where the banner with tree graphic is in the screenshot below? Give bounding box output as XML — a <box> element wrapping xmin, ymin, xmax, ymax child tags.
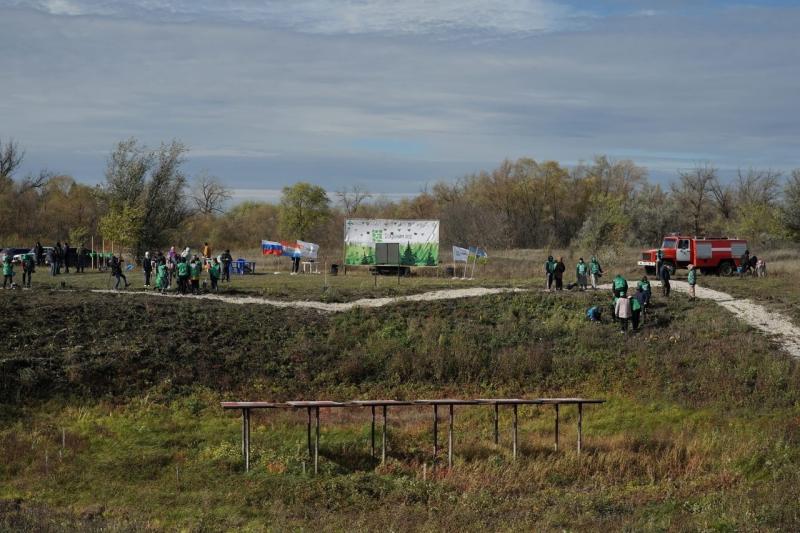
<box><xmin>344</xmin><ymin>219</ymin><xmax>439</xmax><ymax>266</ymax></box>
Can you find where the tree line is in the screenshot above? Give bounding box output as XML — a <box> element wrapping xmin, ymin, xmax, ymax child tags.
<box><xmin>2</xmin><ymin>137</ymin><xmax>799</xmax><ymax>258</ymax></box>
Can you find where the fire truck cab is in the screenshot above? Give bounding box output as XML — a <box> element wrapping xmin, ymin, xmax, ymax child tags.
<box><xmin>638</xmin><ymin>235</ymin><xmax>748</xmax><ymax>276</ymax></box>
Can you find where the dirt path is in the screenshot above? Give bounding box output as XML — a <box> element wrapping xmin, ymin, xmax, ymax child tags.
<box><xmin>600</xmin><ymin>280</ymin><xmax>800</xmax><ymax>358</ymax></box>
<box><xmin>91</xmin><ymin>287</ymin><xmax>526</xmax><ymax>313</ymax></box>
<box><xmin>93</xmin><ymin>279</ymin><xmax>800</xmax><ymax>357</ymax></box>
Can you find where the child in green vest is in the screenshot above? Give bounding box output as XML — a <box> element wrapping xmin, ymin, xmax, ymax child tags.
<box><xmin>156</xmin><ymin>258</ymin><xmax>168</xmax><ymax>293</ymax></box>
<box><xmin>190</xmin><ymin>257</ymin><xmax>201</xmax><ymax>294</ymax></box>
<box><xmin>576</xmin><ymin>258</ymin><xmax>588</xmax><ymax>290</ymax></box>
<box><xmin>589</xmin><ymin>256</ymin><xmax>603</xmax><ymax>289</ymax></box>
<box><xmin>176</xmin><ymin>257</ymin><xmax>190</xmax><ymax>294</ymax></box>
<box><xmin>2</xmin><ymin>255</ymin><xmax>14</xmax><ymax>289</ymax></box>
<box><xmin>209</xmin><ymin>257</ymin><xmax>221</xmax><ymax>291</ymax></box>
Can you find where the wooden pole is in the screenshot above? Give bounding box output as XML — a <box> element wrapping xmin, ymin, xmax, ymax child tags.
<box><xmin>241</xmin><ymin>408</ymin><xmax>246</xmax><ymax>469</ymax></box>
<box><xmin>493</xmin><ymin>403</ymin><xmax>499</xmax><ymax>445</ymax></box>
<box><xmin>554</xmin><ymin>404</ymin><xmax>559</xmax><ymax>452</ymax></box>
<box><xmin>314</xmin><ymin>407</ymin><xmax>320</xmax><ymax>474</ymax></box>
<box><xmin>307</xmin><ymin>407</ymin><xmax>312</xmax><ymax>457</ymax></box>
<box><xmin>382</xmin><ymin>405</ymin><xmax>387</xmax><ymax>464</ymax></box>
<box><xmin>448</xmin><ymin>404</ymin><xmax>454</xmax><ymax>468</ymax></box>
<box><xmin>433</xmin><ymin>405</ymin><xmax>438</xmax><ymax>461</ymax></box>
<box><xmin>512</xmin><ymin>404</ymin><xmax>518</xmax><ymax>460</ymax></box>
<box><xmin>371</xmin><ymin>406</ymin><xmax>376</xmax><ymax>459</ymax></box>
<box><xmin>244</xmin><ymin>408</ymin><xmax>251</xmax><ymax>472</ymax></box>
<box><xmin>577</xmin><ymin>403</ymin><xmax>583</xmax><ymax>454</ymax></box>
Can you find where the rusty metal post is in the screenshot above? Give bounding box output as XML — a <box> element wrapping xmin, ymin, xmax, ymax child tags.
<box><xmin>577</xmin><ymin>403</ymin><xmax>583</xmax><ymax>454</ymax></box>
<box><xmin>382</xmin><ymin>405</ymin><xmax>387</xmax><ymax>464</ymax></box>
<box><xmin>448</xmin><ymin>404</ymin><xmax>454</xmax><ymax>468</ymax></box>
<box><xmin>433</xmin><ymin>405</ymin><xmax>438</xmax><ymax>461</ymax></box>
<box><xmin>314</xmin><ymin>406</ymin><xmax>320</xmax><ymax>474</ymax></box>
<box><xmin>512</xmin><ymin>404</ymin><xmax>518</xmax><ymax>460</ymax></box>
<box><xmin>554</xmin><ymin>404</ymin><xmax>559</xmax><ymax>452</ymax></box>
<box><xmin>493</xmin><ymin>403</ymin><xmax>499</xmax><ymax>445</ymax></box>
<box><xmin>307</xmin><ymin>407</ymin><xmax>312</xmax><ymax>457</ymax></box>
<box><xmin>371</xmin><ymin>405</ymin><xmax>376</xmax><ymax>459</ymax></box>
<box><xmin>244</xmin><ymin>408</ymin><xmax>251</xmax><ymax>472</ymax></box>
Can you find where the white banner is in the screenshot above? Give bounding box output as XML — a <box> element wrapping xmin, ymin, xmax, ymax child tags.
<box><xmin>452</xmin><ymin>246</ymin><xmax>469</xmax><ymax>263</ymax></box>
<box><xmin>344</xmin><ymin>219</ymin><xmax>439</xmax><ymax>266</ymax></box>
<box><xmin>297</xmin><ymin>240</ymin><xmax>319</xmax><ymax>260</ymax></box>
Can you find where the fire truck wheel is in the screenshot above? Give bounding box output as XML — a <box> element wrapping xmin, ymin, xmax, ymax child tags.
<box><xmin>718</xmin><ymin>261</ymin><xmax>734</xmax><ymax>277</ymax></box>
<box><xmin>645</xmin><ymin>266</ymin><xmax>656</xmax><ymax>275</ymax></box>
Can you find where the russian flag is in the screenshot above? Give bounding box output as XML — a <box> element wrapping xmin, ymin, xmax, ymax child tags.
<box><xmin>262</xmin><ymin>240</ymin><xmax>283</xmax><ymax>256</ymax></box>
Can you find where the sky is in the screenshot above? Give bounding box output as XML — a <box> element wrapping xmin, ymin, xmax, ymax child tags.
<box><xmin>1</xmin><ymin>0</ymin><xmax>799</xmax><ymax>202</ymax></box>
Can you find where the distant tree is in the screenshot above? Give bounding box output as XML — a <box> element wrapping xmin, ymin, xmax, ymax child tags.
<box><xmin>191</xmin><ymin>172</ymin><xmax>231</xmax><ymax>214</ymax></box>
<box><xmin>99</xmin><ymin>204</ymin><xmax>145</xmax><ymax>250</ymax></box>
<box><xmin>671</xmin><ymin>163</ymin><xmax>717</xmax><ymax>235</ymax></box>
<box><xmin>574</xmin><ymin>195</ymin><xmax>630</xmax><ymax>255</ymax></box>
<box><xmin>279</xmin><ymin>182</ymin><xmax>330</xmax><ymax>240</ymax></box>
<box><xmin>336</xmin><ymin>185</ymin><xmax>371</xmax><ymax>217</ymax></box>
<box><xmin>0</xmin><ymin>137</ymin><xmax>24</xmax><ymax>183</ymax></box>
<box><xmin>782</xmin><ymin>169</ymin><xmax>800</xmax><ymax>241</ymax></box>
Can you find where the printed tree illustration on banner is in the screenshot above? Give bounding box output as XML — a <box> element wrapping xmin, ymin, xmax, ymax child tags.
<box><xmin>401</xmin><ymin>242</ymin><xmax>416</xmax><ymax>265</ymax></box>
<box><xmin>424</xmin><ymin>249</ymin><xmax>436</xmax><ymax>266</ymax></box>
<box><xmin>361</xmin><ymin>249</ymin><xmax>374</xmax><ymax>265</ymax></box>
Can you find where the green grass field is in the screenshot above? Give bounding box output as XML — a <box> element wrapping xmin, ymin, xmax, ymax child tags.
<box><xmin>1</xmin><ymin>279</ymin><xmax>799</xmax><ymax>530</ymax></box>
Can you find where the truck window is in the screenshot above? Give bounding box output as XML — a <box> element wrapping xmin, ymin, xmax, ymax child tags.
<box><xmin>661</xmin><ymin>239</ymin><xmax>677</xmax><ymax>249</ymax></box>
<box><xmin>678</xmin><ymin>239</ymin><xmax>689</xmax><ymax>249</ymax></box>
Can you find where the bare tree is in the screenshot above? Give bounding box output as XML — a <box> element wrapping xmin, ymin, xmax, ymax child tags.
<box><xmin>335</xmin><ymin>184</ymin><xmax>372</xmax><ymax>216</ymax></box>
<box><xmin>709</xmin><ymin>177</ymin><xmax>736</xmax><ymax>221</ymax></box>
<box><xmin>736</xmin><ymin>168</ymin><xmax>782</xmax><ymax>207</ymax></box>
<box><xmin>0</xmin><ymin>138</ymin><xmax>25</xmax><ymax>181</ymax></box>
<box><xmin>671</xmin><ymin>163</ymin><xmax>717</xmax><ymax>235</ymax></box>
<box><xmin>191</xmin><ymin>172</ymin><xmax>232</xmax><ymax>214</ymax></box>
<box><xmin>19</xmin><ymin>169</ymin><xmax>53</xmax><ymax>193</ymax></box>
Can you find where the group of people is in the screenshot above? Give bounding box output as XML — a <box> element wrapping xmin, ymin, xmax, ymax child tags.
<box><xmin>544</xmin><ymin>255</ymin><xmax>604</xmax><ymax>291</ymax></box>
<box><xmin>110</xmin><ymin>244</ymin><xmax>234</xmax><ymax>294</ymax></box>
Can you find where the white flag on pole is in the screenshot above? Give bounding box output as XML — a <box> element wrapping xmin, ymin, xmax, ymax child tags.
<box><xmin>452</xmin><ymin>246</ymin><xmax>469</xmax><ymax>263</ymax></box>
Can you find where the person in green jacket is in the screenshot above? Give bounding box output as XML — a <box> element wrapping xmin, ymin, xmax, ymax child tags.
<box><xmin>2</xmin><ymin>255</ymin><xmax>14</xmax><ymax>289</ymax></box>
<box><xmin>545</xmin><ymin>255</ymin><xmax>557</xmax><ymax>290</ymax></box>
<box><xmin>155</xmin><ymin>258</ymin><xmax>168</xmax><ymax>293</ymax></box>
<box><xmin>687</xmin><ymin>264</ymin><xmax>697</xmax><ymax>299</ymax></box>
<box><xmin>189</xmin><ymin>256</ymin><xmax>202</xmax><ymax>294</ymax></box>
<box><xmin>176</xmin><ymin>257</ymin><xmax>190</xmax><ymax>294</ymax></box>
<box><xmin>22</xmin><ymin>253</ymin><xmax>35</xmax><ymax>288</ymax></box>
<box><xmin>589</xmin><ymin>256</ymin><xmax>603</xmax><ymax>289</ymax></box>
<box><xmin>576</xmin><ymin>257</ymin><xmax>588</xmax><ymax>290</ymax></box>
<box><xmin>631</xmin><ymin>287</ymin><xmax>645</xmax><ymax>330</ymax></box>
<box><xmin>209</xmin><ymin>257</ymin><xmax>221</xmax><ymax>291</ymax></box>
<box><xmin>637</xmin><ymin>276</ymin><xmax>651</xmax><ymax>307</ymax></box>
<box><xmin>612</xmin><ymin>273</ymin><xmax>628</xmax><ymax>298</ymax></box>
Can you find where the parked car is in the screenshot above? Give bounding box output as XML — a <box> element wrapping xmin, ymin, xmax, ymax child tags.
<box><xmin>1</xmin><ymin>247</ymin><xmax>33</xmax><ymax>263</ymax></box>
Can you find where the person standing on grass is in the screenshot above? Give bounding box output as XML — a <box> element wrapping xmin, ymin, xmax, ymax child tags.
<box><xmin>615</xmin><ymin>294</ymin><xmax>632</xmax><ymax>333</ymax></box>
<box><xmin>22</xmin><ymin>253</ymin><xmax>35</xmax><ymax>288</ymax></box>
<box><xmin>576</xmin><ymin>258</ymin><xmax>588</xmax><ymax>290</ymax></box>
<box><xmin>660</xmin><ymin>262</ymin><xmax>671</xmax><ymax>297</ymax></box>
<box><xmin>589</xmin><ymin>256</ymin><xmax>603</xmax><ymax>289</ymax></box>
<box><xmin>656</xmin><ymin>248</ymin><xmax>664</xmax><ymax>281</ymax></box>
<box><xmin>209</xmin><ymin>257</ymin><xmax>221</xmax><ymax>291</ymax></box>
<box><xmin>637</xmin><ymin>276</ymin><xmax>651</xmax><ymax>308</ymax></box>
<box><xmin>143</xmin><ymin>251</ymin><xmax>153</xmax><ymax>288</ymax></box>
<box><xmin>63</xmin><ymin>241</ymin><xmax>70</xmax><ymax>273</ymax></box>
<box><xmin>190</xmin><ymin>256</ymin><xmax>202</xmax><ymax>294</ymax></box>
<box><xmin>53</xmin><ymin>242</ymin><xmax>62</xmax><ymax>275</ymax></box>
<box><xmin>739</xmin><ymin>250</ymin><xmax>750</xmax><ymax>277</ymax></box>
<box><xmin>176</xmin><ymin>256</ymin><xmax>190</xmax><ymax>294</ymax></box>
<box><xmin>554</xmin><ymin>257</ymin><xmax>566</xmax><ymax>291</ymax></box>
<box><xmin>110</xmin><ymin>255</ymin><xmax>129</xmax><ymax>290</ymax></box>
<box><xmin>2</xmin><ymin>254</ymin><xmax>14</xmax><ymax>289</ymax></box>
<box><xmin>221</xmin><ymin>249</ymin><xmax>233</xmax><ymax>282</ymax></box>
<box><xmin>47</xmin><ymin>246</ymin><xmax>55</xmax><ymax>276</ymax></box>
<box><xmin>687</xmin><ymin>264</ymin><xmax>697</xmax><ymax>299</ymax></box>
<box><xmin>202</xmin><ymin>242</ymin><xmax>211</xmax><ymax>259</ymax></box>
<box><xmin>631</xmin><ymin>288</ymin><xmax>645</xmax><ymax>330</ymax></box>
<box><xmin>77</xmin><ymin>243</ymin><xmax>87</xmax><ymax>273</ymax></box>
<box><xmin>156</xmin><ymin>257</ymin><xmax>168</xmax><ymax>293</ymax></box>
<box><xmin>35</xmin><ymin>241</ymin><xmax>44</xmax><ymax>266</ymax></box>
<box><xmin>612</xmin><ymin>273</ymin><xmax>628</xmax><ymax>298</ymax></box>
<box><xmin>545</xmin><ymin>255</ymin><xmax>556</xmax><ymax>290</ymax></box>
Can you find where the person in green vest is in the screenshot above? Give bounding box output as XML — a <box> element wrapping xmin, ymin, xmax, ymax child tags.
<box><xmin>612</xmin><ymin>273</ymin><xmax>628</xmax><ymax>298</ymax></box>
<box><xmin>209</xmin><ymin>257</ymin><xmax>221</xmax><ymax>291</ymax></box>
<box><xmin>631</xmin><ymin>287</ymin><xmax>645</xmax><ymax>330</ymax></box>
<box><xmin>589</xmin><ymin>256</ymin><xmax>603</xmax><ymax>289</ymax></box>
<box><xmin>637</xmin><ymin>276</ymin><xmax>651</xmax><ymax>308</ymax></box>
<box><xmin>155</xmin><ymin>257</ymin><xmax>168</xmax><ymax>293</ymax></box>
<box><xmin>576</xmin><ymin>258</ymin><xmax>588</xmax><ymax>290</ymax></box>
<box><xmin>545</xmin><ymin>255</ymin><xmax>557</xmax><ymax>290</ymax></box>
<box><xmin>687</xmin><ymin>264</ymin><xmax>697</xmax><ymax>300</ymax></box>
<box><xmin>176</xmin><ymin>257</ymin><xmax>190</xmax><ymax>294</ymax></box>
<box><xmin>189</xmin><ymin>256</ymin><xmax>202</xmax><ymax>294</ymax></box>
<box><xmin>2</xmin><ymin>254</ymin><xmax>14</xmax><ymax>289</ymax></box>
<box><xmin>22</xmin><ymin>253</ymin><xmax>35</xmax><ymax>288</ymax></box>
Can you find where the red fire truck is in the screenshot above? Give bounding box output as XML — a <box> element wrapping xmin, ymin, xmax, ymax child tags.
<box><xmin>638</xmin><ymin>235</ymin><xmax>748</xmax><ymax>276</ymax></box>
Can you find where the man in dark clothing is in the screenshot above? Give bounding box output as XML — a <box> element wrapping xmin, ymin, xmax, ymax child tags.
<box><xmin>739</xmin><ymin>250</ymin><xmax>750</xmax><ymax>277</ymax></box>
<box><xmin>35</xmin><ymin>242</ymin><xmax>44</xmax><ymax>266</ymax></box>
<box><xmin>554</xmin><ymin>257</ymin><xmax>566</xmax><ymax>290</ymax></box>
<box><xmin>77</xmin><ymin>244</ymin><xmax>88</xmax><ymax>273</ymax></box>
<box><xmin>22</xmin><ymin>253</ymin><xmax>35</xmax><ymax>288</ymax></box>
<box><xmin>660</xmin><ymin>263</ymin><xmax>671</xmax><ymax>297</ymax></box>
<box><xmin>220</xmin><ymin>249</ymin><xmax>233</xmax><ymax>282</ymax></box>
<box><xmin>545</xmin><ymin>255</ymin><xmax>556</xmax><ymax>290</ymax></box>
<box><xmin>63</xmin><ymin>241</ymin><xmax>70</xmax><ymax>273</ymax></box>
<box><xmin>143</xmin><ymin>252</ymin><xmax>153</xmax><ymax>288</ymax></box>
<box><xmin>51</xmin><ymin>243</ymin><xmax>60</xmax><ymax>276</ymax></box>
<box><xmin>111</xmin><ymin>255</ymin><xmax>129</xmax><ymax>289</ymax></box>
<box><xmin>631</xmin><ymin>288</ymin><xmax>646</xmax><ymax>330</ymax></box>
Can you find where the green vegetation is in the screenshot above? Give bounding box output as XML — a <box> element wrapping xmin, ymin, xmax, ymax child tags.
<box><xmin>2</xmin><ymin>286</ymin><xmax>799</xmax><ymax>530</ymax></box>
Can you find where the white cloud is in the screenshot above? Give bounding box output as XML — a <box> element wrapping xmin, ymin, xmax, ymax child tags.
<box><xmin>5</xmin><ymin>0</ymin><xmax>579</xmax><ymax>36</ymax></box>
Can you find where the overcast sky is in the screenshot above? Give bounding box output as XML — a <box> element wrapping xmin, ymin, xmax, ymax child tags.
<box><xmin>2</xmin><ymin>0</ymin><xmax>799</xmax><ymax>202</ymax></box>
